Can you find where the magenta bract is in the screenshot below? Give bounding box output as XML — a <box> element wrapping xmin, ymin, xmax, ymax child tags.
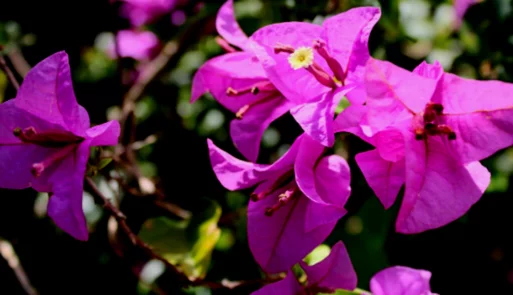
<box><xmin>0</xmin><ymin>51</ymin><xmax>120</xmax><ymax>241</ymax></box>
<box><xmin>208</xmin><ymin>134</ymin><xmax>350</xmax><ymax>273</ymax></box>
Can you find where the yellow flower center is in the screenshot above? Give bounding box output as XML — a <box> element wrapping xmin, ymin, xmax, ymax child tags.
<box><xmin>288</xmin><ymin>47</ymin><xmax>314</xmax><ymax>70</ymax></box>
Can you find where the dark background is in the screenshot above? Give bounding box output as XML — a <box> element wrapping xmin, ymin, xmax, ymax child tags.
<box><xmin>2</xmin><ymin>0</ymin><xmax>513</xmax><ymax>294</ymax></box>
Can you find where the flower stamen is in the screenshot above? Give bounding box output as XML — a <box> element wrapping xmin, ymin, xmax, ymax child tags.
<box><xmin>288</xmin><ymin>47</ymin><xmax>314</xmax><ymax>70</ymax></box>
<box><xmin>31</xmin><ymin>144</ymin><xmax>78</xmax><ymax>177</ymax></box>
<box><xmin>265</xmin><ymin>186</ymin><xmax>298</xmax><ymax>216</ymax></box>
<box><xmin>226</xmin><ymin>80</ymin><xmax>276</xmax><ymax>97</ymax></box>
<box><xmin>250</xmin><ymin>171</ymin><xmax>295</xmax><ymax>201</ymax></box>
<box><xmin>415</xmin><ymin>103</ymin><xmax>456</xmax><ymax>141</ymax></box>
<box><xmin>275</xmin><ymin>43</ymin><xmax>340</xmax><ymax>89</ymax></box>
<box><xmin>313</xmin><ymin>39</ymin><xmax>345</xmax><ymax>85</ymax></box>
<box><xmin>13</xmin><ymin>126</ymin><xmax>84</xmax><ymax>147</ymax></box>
<box><xmin>215</xmin><ymin>36</ymin><xmax>237</xmax><ymax>53</ymax></box>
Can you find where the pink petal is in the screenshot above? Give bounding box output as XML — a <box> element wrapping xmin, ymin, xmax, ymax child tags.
<box><xmin>109</xmin><ymin>30</ymin><xmax>160</xmax><ymax>60</ymax></box>
<box><xmin>119</xmin><ymin>0</ymin><xmax>174</xmax><ymax>26</ymax></box>
<box><xmin>207</xmin><ymin>138</ymin><xmax>299</xmax><ymax>191</ymax></box>
<box><xmin>251</xmin><ymin>270</ymin><xmax>302</xmax><ymax>295</ymax></box>
<box><xmin>0</xmin><ymin>100</ymin><xmax>65</xmax><ymax>144</ymax></box>
<box><xmin>86</xmin><ymin>120</ymin><xmax>121</xmax><ymax>147</ymax></box>
<box><xmin>314</xmin><ymin>155</ymin><xmax>351</xmax><ymax>206</ymax></box>
<box><xmin>355</xmin><ymin>150</ymin><xmax>404</xmax><ymax>209</ymax></box>
<box><xmin>216</xmin><ymin>0</ymin><xmax>249</xmax><ymax>50</ymax></box>
<box><xmin>294</xmin><ymin>134</ymin><xmax>326</xmax><ymax>204</ymax></box>
<box><xmin>345</xmin><ymin>84</ymin><xmax>367</xmax><ymax>105</ymax></box>
<box><xmin>438</xmin><ymin>71</ymin><xmax>513</xmax><ymax>115</ymax></box>
<box><xmin>190</xmin><ymin>52</ymin><xmax>268</xmax><ymax>111</ymax></box>
<box><xmin>250</xmin><ymin>22</ymin><xmax>328</xmax><ymax>104</ymax></box>
<box><xmin>442</xmin><ymin>110</ymin><xmax>513</xmax><ymax>163</ymax></box>
<box><xmin>413</xmin><ymin>60</ymin><xmax>444</xmax><ymax>81</ymax></box>
<box><xmin>304</xmin><ymin>197</ymin><xmax>347</xmax><ymax>233</ymax></box>
<box><xmin>46</xmin><ymin>141</ymin><xmax>90</xmax><ymax>241</ymax></box>
<box><xmin>300</xmin><ymin>241</ymin><xmax>357</xmax><ymax>291</ymax></box>
<box><xmin>321</xmin><ymin>7</ymin><xmax>381</xmax><ymax>82</ymax></box>
<box><xmin>370</xmin><ymin>266</ymin><xmax>433</xmax><ymax>295</ymax></box>
<box><xmin>426</xmin><ymin>72</ymin><xmax>513</xmax><ymax>163</ymax></box>
<box><xmin>15</xmin><ymin>51</ymin><xmax>89</xmax><ymax>135</ymax></box>
<box><xmin>365</xmin><ymin>58</ymin><xmax>436</xmax><ymax>133</ymax></box>
<box><xmin>396</xmin><ymin>133</ymin><xmax>490</xmax><ymax>233</ymax></box>
<box><xmin>333</xmin><ymin>104</ymin><xmax>374</xmax><ymax>144</ymax></box>
<box><xmin>373</xmin><ymin>127</ymin><xmax>406</xmax><ymax>162</ymax></box>
<box><xmin>230</xmin><ymin>97</ymin><xmax>292</xmax><ymax>162</ymax></box>
<box><xmin>248</xmin><ymin>194</ymin><xmax>337</xmax><ymax>273</ymax></box>
<box><xmin>290</xmin><ymin>91</ymin><xmax>337</xmax><ymax>147</ymax></box>
<box><xmin>292</xmin><ymin>135</ymin><xmax>349</xmax><ymax>231</ymax></box>
<box><xmin>0</xmin><ymin>145</ymin><xmax>54</xmax><ymax>189</ymax></box>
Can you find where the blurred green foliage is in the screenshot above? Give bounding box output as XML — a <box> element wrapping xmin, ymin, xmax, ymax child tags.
<box><xmin>139</xmin><ymin>198</ymin><xmax>222</xmax><ymax>280</ymax></box>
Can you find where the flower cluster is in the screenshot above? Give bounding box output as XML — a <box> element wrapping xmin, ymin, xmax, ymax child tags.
<box><xmin>192</xmin><ymin>0</ymin><xmax>513</xmax><ymax>293</ymax></box>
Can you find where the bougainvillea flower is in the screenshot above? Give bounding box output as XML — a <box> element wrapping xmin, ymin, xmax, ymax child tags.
<box><xmin>0</xmin><ymin>51</ymin><xmax>120</xmax><ymax>241</ymax></box>
<box><xmin>369</xmin><ymin>266</ymin><xmax>438</xmax><ymax>295</ymax></box>
<box><xmin>453</xmin><ymin>0</ymin><xmax>480</xmax><ymax>29</ymax></box>
<box><xmin>249</xmin><ymin>7</ymin><xmax>381</xmax><ymax>147</ymax></box>
<box><xmin>105</xmin><ymin>30</ymin><xmax>160</xmax><ymax>60</ymax></box>
<box><xmin>119</xmin><ymin>0</ymin><xmax>176</xmax><ymax>27</ymax></box>
<box><xmin>191</xmin><ymin>0</ymin><xmax>292</xmax><ymax>162</ymax></box>
<box><xmin>191</xmin><ymin>0</ymin><xmax>298</xmax><ymax>162</ymax></box>
<box><xmin>252</xmin><ymin>241</ymin><xmax>357</xmax><ymax>294</ymax></box>
<box><xmin>352</xmin><ymin>57</ymin><xmax>513</xmax><ymax>233</ymax></box>
<box><xmin>208</xmin><ymin>134</ymin><xmax>350</xmax><ymax>273</ymax></box>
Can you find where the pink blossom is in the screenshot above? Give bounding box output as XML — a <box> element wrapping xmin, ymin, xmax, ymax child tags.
<box><xmin>370</xmin><ymin>266</ymin><xmax>438</xmax><ymax>295</ymax></box>
<box><xmin>119</xmin><ymin>0</ymin><xmax>176</xmax><ymax>27</ymax></box>
<box><xmin>249</xmin><ymin>7</ymin><xmax>381</xmax><ymax>147</ymax></box>
<box><xmin>0</xmin><ymin>51</ymin><xmax>120</xmax><ymax>241</ymax></box>
<box><xmin>105</xmin><ymin>30</ymin><xmax>160</xmax><ymax>61</ymax></box>
<box><xmin>346</xmin><ymin>58</ymin><xmax>513</xmax><ymax>233</ymax></box>
<box><xmin>192</xmin><ymin>0</ymin><xmax>292</xmax><ymax>162</ymax></box>
<box><xmin>251</xmin><ymin>241</ymin><xmax>357</xmax><ymax>294</ymax></box>
<box><xmin>208</xmin><ymin>134</ymin><xmax>350</xmax><ymax>273</ymax></box>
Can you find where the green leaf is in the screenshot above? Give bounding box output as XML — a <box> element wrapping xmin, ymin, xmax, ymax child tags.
<box><xmin>215</xmin><ymin>228</ymin><xmax>236</xmax><ymax>251</ymax></box>
<box><xmin>335</xmin><ymin>97</ymin><xmax>350</xmax><ymax>115</ymax></box>
<box><xmin>185</xmin><ymin>199</ymin><xmax>222</xmax><ymax>278</ymax></box>
<box><xmin>138</xmin><ymin>198</ymin><xmax>222</xmax><ymax>280</ymax></box>
<box><xmin>134</xmin><ymin>96</ymin><xmax>157</xmax><ymax>123</ymax></box>
<box><xmin>182</xmin><ymin>286</ymin><xmax>212</xmax><ymax>295</ymax></box>
<box><xmin>319</xmin><ymin>288</ymin><xmax>370</xmax><ymax>295</ymax></box>
<box><xmin>97</xmin><ymin>158</ymin><xmax>113</xmax><ymax>170</ymax></box>
<box><xmin>0</xmin><ymin>71</ymin><xmax>7</xmax><ymax>103</ymax></box>
<box><xmin>303</xmin><ymin>244</ymin><xmax>331</xmax><ymax>266</ymax></box>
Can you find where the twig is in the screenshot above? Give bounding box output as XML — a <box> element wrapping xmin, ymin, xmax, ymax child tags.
<box><xmin>118</xmin><ymin>11</ymin><xmax>216</xmax><ymax>141</ymax></box>
<box><xmin>0</xmin><ymin>54</ymin><xmax>20</xmax><ymax>90</ymax></box>
<box><xmin>84</xmin><ymin>176</ymin><xmax>276</xmax><ymax>293</ymax></box>
<box><xmin>0</xmin><ymin>239</ymin><xmax>39</xmax><ymax>295</ymax></box>
<box><xmin>106</xmin><ymin>173</ymin><xmax>192</xmax><ymax>220</ymax></box>
<box><xmin>7</xmin><ymin>46</ymin><xmax>31</xmax><ymax>78</ymax></box>
<box><xmin>119</xmin><ymin>40</ymin><xmax>178</xmax><ymax>135</ymax></box>
<box><xmin>84</xmin><ymin>177</ymin><xmax>192</xmax><ymax>284</ymax></box>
